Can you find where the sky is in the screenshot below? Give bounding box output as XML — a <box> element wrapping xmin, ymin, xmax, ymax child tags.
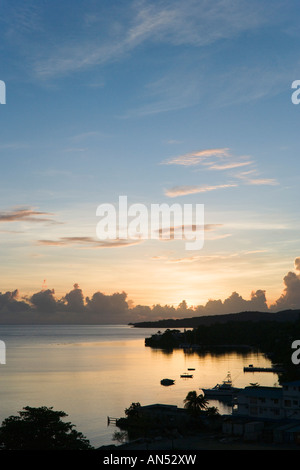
<box><xmin>1</xmin><ymin>0</ymin><xmax>300</xmax><ymax>322</ymax></box>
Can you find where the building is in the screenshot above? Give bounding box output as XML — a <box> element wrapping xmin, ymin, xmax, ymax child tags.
<box><xmin>137</xmin><ymin>404</ymin><xmax>192</xmax><ymax>427</ymax></box>
<box><xmin>282</xmin><ymin>380</ymin><xmax>300</xmax><ymax>419</ymax></box>
<box><xmin>233</xmin><ymin>380</ymin><xmax>300</xmax><ymax>420</ymax></box>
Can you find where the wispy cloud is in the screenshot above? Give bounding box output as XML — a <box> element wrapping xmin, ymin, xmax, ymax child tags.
<box><xmin>1</xmin><ymin>1</ymin><xmax>42</xmax><ymax>35</ymax></box>
<box><xmin>0</xmin><ymin>142</ymin><xmax>29</xmax><ymax>150</ymax></box>
<box><xmin>156</xmin><ymin>223</ymin><xmax>223</xmax><ymax>240</ymax></box>
<box><xmin>165</xmin><ymin>183</ymin><xmax>237</xmax><ymax>197</ymax></box>
<box><xmin>69</xmin><ymin>131</ymin><xmax>106</xmax><ymax>142</ymax></box>
<box><xmin>163</xmin><ymin>147</ymin><xmax>278</xmax><ymax>197</ymax></box>
<box><xmin>31</xmin><ymin>0</ymin><xmax>269</xmax><ymax>79</ymax></box>
<box><xmin>161</xmin><ymin>148</ymin><xmax>230</xmax><ymax>166</ymax></box>
<box><xmin>37</xmin><ymin>236</ymin><xmax>142</xmax><ymax>248</ymax></box>
<box><xmin>246</xmin><ymin>178</ymin><xmax>279</xmax><ymax>186</ymax></box>
<box><xmin>0</xmin><ymin>208</ymin><xmax>58</xmax><ymax>224</ymax></box>
<box><xmin>119</xmin><ymin>68</ymin><xmax>202</xmax><ymax>118</ymax></box>
<box><xmin>152</xmin><ymin>248</ymin><xmax>269</xmax><ymax>265</ymax></box>
<box><xmin>207</xmin><ymin>160</ymin><xmax>253</xmax><ymax>171</ymax></box>
<box><xmin>235</xmin><ymin>169</ymin><xmax>279</xmax><ymax>186</ymax></box>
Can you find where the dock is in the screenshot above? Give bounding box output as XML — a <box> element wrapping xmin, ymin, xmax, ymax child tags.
<box><xmin>107</xmin><ymin>416</ymin><xmax>118</xmax><ymax>426</ymax></box>
<box><xmin>243</xmin><ymin>365</ymin><xmax>283</xmax><ymax>373</ymax></box>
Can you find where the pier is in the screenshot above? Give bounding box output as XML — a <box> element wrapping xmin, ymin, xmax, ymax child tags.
<box><xmin>243</xmin><ymin>365</ymin><xmax>283</xmax><ymax>373</ymax></box>
<box><xmin>107</xmin><ymin>417</ymin><xmax>118</xmax><ymax>426</ymax></box>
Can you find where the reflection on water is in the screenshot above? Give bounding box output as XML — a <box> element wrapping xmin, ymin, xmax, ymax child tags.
<box><xmin>0</xmin><ymin>325</ymin><xmax>280</xmax><ymax>447</ymax></box>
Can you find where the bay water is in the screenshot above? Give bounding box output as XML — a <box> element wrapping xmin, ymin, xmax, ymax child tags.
<box><xmin>0</xmin><ymin>325</ymin><xmax>279</xmax><ymax>447</ymax></box>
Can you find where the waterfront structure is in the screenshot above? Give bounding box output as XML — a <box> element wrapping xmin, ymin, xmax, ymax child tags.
<box><xmin>233</xmin><ymin>380</ymin><xmax>300</xmax><ymax>420</ymax></box>
<box><xmin>137</xmin><ymin>404</ymin><xmax>192</xmax><ymax>426</ymax></box>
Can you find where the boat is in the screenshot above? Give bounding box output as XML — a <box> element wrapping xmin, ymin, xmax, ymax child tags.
<box><xmin>201</xmin><ymin>372</ymin><xmax>241</xmax><ymax>398</ymax></box>
<box><xmin>160</xmin><ymin>378</ymin><xmax>175</xmax><ymax>386</ymax></box>
<box><xmin>180</xmin><ymin>373</ymin><xmax>193</xmax><ymax>378</ymax></box>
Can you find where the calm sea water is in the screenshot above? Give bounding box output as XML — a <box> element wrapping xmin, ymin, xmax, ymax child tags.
<box><xmin>0</xmin><ymin>325</ymin><xmax>280</xmax><ymax>447</ymax></box>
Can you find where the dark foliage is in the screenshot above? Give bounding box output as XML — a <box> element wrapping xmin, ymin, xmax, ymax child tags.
<box><xmin>0</xmin><ymin>406</ymin><xmax>93</xmax><ymax>450</ymax></box>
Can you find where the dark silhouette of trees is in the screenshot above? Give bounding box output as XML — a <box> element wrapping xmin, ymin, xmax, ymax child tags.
<box><xmin>0</xmin><ymin>406</ymin><xmax>92</xmax><ymax>450</ymax></box>
<box><xmin>206</xmin><ymin>406</ymin><xmax>220</xmax><ymax>417</ymax></box>
<box><xmin>125</xmin><ymin>402</ymin><xmax>141</xmax><ymax>418</ymax></box>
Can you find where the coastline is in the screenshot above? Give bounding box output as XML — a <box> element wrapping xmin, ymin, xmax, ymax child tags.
<box><xmin>102</xmin><ymin>433</ymin><xmax>298</xmax><ymax>450</ymax></box>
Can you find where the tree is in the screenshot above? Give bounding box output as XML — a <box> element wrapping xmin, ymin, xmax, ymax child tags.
<box><xmin>0</xmin><ymin>406</ymin><xmax>93</xmax><ymax>450</ymax></box>
<box><xmin>183</xmin><ymin>391</ymin><xmax>208</xmax><ymax>415</ymax></box>
<box><xmin>112</xmin><ymin>430</ymin><xmax>128</xmax><ymax>443</ymax></box>
<box><xmin>206</xmin><ymin>406</ymin><xmax>220</xmax><ymax>417</ymax></box>
<box><xmin>124</xmin><ymin>402</ymin><xmax>141</xmax><ymax>418</ymax></box>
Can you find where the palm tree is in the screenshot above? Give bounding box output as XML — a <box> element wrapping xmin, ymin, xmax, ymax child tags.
<box><xmin>206</xmin><ymin>406</ymin><xmax>220</xmax><ymax>417</ymax></box>
<box><xmin>183</xmin><ymin>391</ymin><xmax>208</xmax><ymax>415</ymax></box>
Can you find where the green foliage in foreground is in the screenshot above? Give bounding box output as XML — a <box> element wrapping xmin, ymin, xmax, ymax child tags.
<box><xmin>0</xmin><ymin>406</ymin><xmax>93</xmax><ymax>450</ymax></box>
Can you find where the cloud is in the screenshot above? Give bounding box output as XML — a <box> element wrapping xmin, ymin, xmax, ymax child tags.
<box><xmin>0</xmin><ymin>289</ymin><xmax>31</xmax><ymax>314</ymax></box>
<box><xmin>167</xmin><ymin>255</ymin><xmax>202</xmax><ymax>264</ymax></box>
<box><xmin>165</xmin><ymin>183</ymin><xmax>237</xmax><ymax>197</ymax></box>
<box><xmin>31</xmin><ymin>0</ymin><xmax>269</xmax><ymax>79</ymax></box>
<box><xmin>0</xmin><ymin>208</ymin><xmax>57</xmax><ymax>224</ymax></box>
<box><xmin>69</xmin><ymin>131</ymin><xmax>106</xmax><ymax>142</ymax></box>
<box><xmin>63</xmin><ymin>283</ymin><xmax>85</xmax><ymax>312</ymax></box>
<box><xmin>295</xmin><ymin>257</ymin><xmax>300</xmax><ymax>271</ymax></box>
<box><xmin>29</xmin><ymin>288</ymin><xmax>58</xmax><ymax>313</ymax></box>
<box><xmin>162</xmin><ymin>146</ymin><xmax>278</xmax><ymax>197</ymax></box>
<box><xmin>207</xmin><ymin>160</ymin><xmax>253</xmax><ymax>171</ymax></box>
<box><xmin>270</xmin><ymin>258</ymin><xmax>300</xmax><ymax>311</ymax></box>
<box><xmin>0</xmin><ymin>0</ymin><xmax>43</xmax><ymax>50</ymax></box>
<box><xmin>166</xmin><ymin>139</ymin><xmax>183</xmax><ymax>145</ymax></box>
<box><xmin>193</xmin><ymin>289</ymin><xmax>269</xmax><ymax>316</ymax></box>
<box><xmin>157</xmin><ymin>223</ymin><xmax>222</xmax><ymax>238</ymax></box>
<box><xmin>152</xmin><ymin>248</ymin><xmax>267</xmax><ymax>265</ymax></box>
<box><xmin>154</xmin><ymin>223</ymin><xmax>227</xmax><ymax>243</ymax></box>
<box><xmin>0</xmin><ymin>285</ymin><xmax>132</xmax><ymax>324</ymax></box>
<box><xmin>161</xmin><ymin>148</ymin><xmax>230</xmax><ymax>166</ymax></box>
<box><xmin>37</xmin><ymin>236</ymin><xmax>142</xmax><ymax>248</ymax></box>
<box><xmin>234</xmin><ymin>170</ymin><xmax>278</xmax><ymax>186</ymax></box>
<box><xmin>0</xmin><ymin>143</ymin><xmax>29</xmax><ymax>150</ymax></box>
<box><xmin>85</xmin><ymin>291</ymin><xmax>129</xmax><ymax>318</ymax></box>
<box><xmin>120</xmin><ymin>67</ymin><xmax>204</xmax><ymax>117</ymax></box>
<box><xmin>130</xmin><ymin>289</ymin><xmax>269</xmax><ymax>321</ymax></box>
<box><xmin>1</xmin><ymin>257</ymin><xmax>300</xmax><ymax>323</ymax></box>
<box><xmin>245</xmin><ymin>178</ymin><xmax>279</xmax><ymax>186</ymax></box>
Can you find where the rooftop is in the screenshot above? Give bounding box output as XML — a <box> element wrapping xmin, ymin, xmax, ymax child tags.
<box><xmin>282</xmin><ymin>380</ymin><xmax>300</xmax><ymax>387</ymax></box>
<box><xmin>241</xmin><ymin>386</ymin><xmax>282</xmax><ymax>398</ymax></box>
<box><xmin>139</xmin><ymin>404</ymin><xmax>178</xmax><ymax>411</ymax></box>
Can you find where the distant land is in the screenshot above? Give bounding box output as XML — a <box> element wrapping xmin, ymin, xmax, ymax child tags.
<box><xmin>130</xmin><ymin>309</ymin><xmax>300</xmax><ymax>328</ymax></box>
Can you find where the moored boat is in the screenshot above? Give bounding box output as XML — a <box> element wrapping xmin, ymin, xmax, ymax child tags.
<box><xmin>201</xmin><ymin>372</ymin><xmax>241</xmax><ymax>398</ymax></box>
<box><xmin>160</xmin><ymin>378</ymin><xmax>175</xmax><ymax>386</ymax></box>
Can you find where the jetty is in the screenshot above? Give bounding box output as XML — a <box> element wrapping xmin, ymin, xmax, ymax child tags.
<box><xmin>243</xmin><ymin>365</ymin><xmax>283</xmax><ymax>373</ymax></box>
<box><xmin>107</xmin><ymin>416</ymin><xmax>118</xmax><ymax>426</ymax></box>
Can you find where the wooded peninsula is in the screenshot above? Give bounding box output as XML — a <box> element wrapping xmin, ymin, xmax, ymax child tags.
<box><xmin>132</xmin><ymin>309</ymin><xmax>300</xmax><ymax>383</ymax></box>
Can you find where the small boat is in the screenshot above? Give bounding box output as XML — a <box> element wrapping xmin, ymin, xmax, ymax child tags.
<box><xmin>160</xmin><ymin>378</ymin><xmax>175</xmax><ymax>386</ymax></box>
<box><xmin>201</xmin><ymin>372</ymin><xmax>241</xmax><ymax>398</ymax></box>
<box><xmin>180</xmin><ymin>373</ymin><xmax>193</xmax><ymax>378</ymax></box>
<box><xmin>187</xmin><ymin>368</ymin><xmax>195</xmax><ymax>371</ymax></box>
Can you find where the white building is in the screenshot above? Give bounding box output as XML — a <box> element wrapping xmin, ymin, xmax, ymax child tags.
<box><xmin>233</xmin><ymin>380</ymin><xmax>300</xmax><ymax>420</ymax></box>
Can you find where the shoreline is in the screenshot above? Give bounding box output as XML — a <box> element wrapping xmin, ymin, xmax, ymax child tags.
<box><xmin>101</xmin><ymin>433</ymin><xmax>298</xmax><ymax>451</ymax></box>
